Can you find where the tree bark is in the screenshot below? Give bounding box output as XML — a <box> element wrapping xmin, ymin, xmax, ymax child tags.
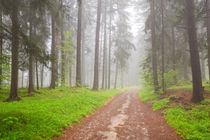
<box><xmin>28</xmin><ymin>8</ymin><xmax>35</xmax><ymax>94</ymax></box>
<box><xmin>172</xmin><ymin>26</ymin><xmax>177</xmax><ymax>82</ymax></box>
<box><xmin>50</xmin><ymin>16</ymin><xmax>58</xmax><ymax>89</ymax></box>
<box><xmin>161</xmin><ymin>0</ymin><xmax>165</xmax><ymax>94</ymax></box>
<box><xmin>7</xmin><ymin>3</ymin><xmax>21</xmax><ymax>101</ymax></box>
<box><xmin>150</xmin><ymin>0</ymin><xmax>159</xmax><ymax>93</ymax></box>
<box><xmin>41</xmin><ymin>65</ymin><xmax>44</xmax><ymax>88</ymax></box>
<box><xmin>76</xmin><ymin>0</ymin><xmax>82</xmax><ymax>87</ymax></box>
<box><xmin>206</xmin><ymin>0</ymin><xmax>210</xmax><ymax>85</ymax></box>
<box><xmin>22</xmin><ymin>71</ymin><xmax>24</xmax><ymax>88</ymax></box>
<box><xmin>93</xmin><ymin>0</ymin><xmax>102</xmax><ymax>90</ymax></box>
<box><xmin>60</xmin><ymin>0</ymin><xmax>65</xmax><ymax>85</ymax></box>
<box><xmin>186</xmin><ymin>0</ymin><xmax>203</xmax><ymax>102</ymax></box>
<box><xmin>0</xmin><ymin>9</ymin><xmax>2</xmax><ymax>89</ymax></box>
<box><xmin>81</xmin><ymin>0</ymin><xmax>86</xmax><ymax>86</ymax></box>
<box><xmin>114</xmin><ymin>61</ymin><xmax>118</xmax><ymax>89</ymax></box>
<box><xmin>36</xmin><ymin>61</ymin><xmax>39</xmax><ymax>90</ymax></box>
<box><xmin>102</xmin><ymin>0</ymin><xmax>108</xmax><ymax>89</ymax></box>
<box><xmin>201</xmin><ymin>53</ymin><xmax>206</xmax><ymax>81</ymax></box>
<box><xmin>108</xmin><ymin>0</ymin><xmax>112</xmax><ymax>89</ymax></box>
<box><xmin>69</xmin><ymin>66</ymin><xmax>72</xmax><ymax>87</ymax></box>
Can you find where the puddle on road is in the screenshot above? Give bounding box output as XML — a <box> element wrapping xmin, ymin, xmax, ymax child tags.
<box><xmin>99</xmin><ymin>95</ymin><xmax>130</xmax><ymax>140</ymax></box>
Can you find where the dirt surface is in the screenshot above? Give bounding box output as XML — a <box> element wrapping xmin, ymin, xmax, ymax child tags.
<box><xmin>55</xmin><ymin>89</ymin><xmax>181</xmax><ymax>140</ymax></box>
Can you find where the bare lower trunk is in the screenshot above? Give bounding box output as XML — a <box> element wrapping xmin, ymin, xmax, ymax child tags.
<box><xmin>186</xmin><ymin>0</ymin><xmax>203</xmax><ymax>102</ymax></box>
<box><xmin>61</xmin><ymin>29</ymin><xmax>65</xmax><ymax>85</ymax></box>
<box><xmin>61</xmin><ymin>0</ymin><xmax>65</xmax><ymax>85</ymax></box>
<box><xmin>93</xmin><ymin>0</ymin><xmax>102</xmax><ymax>90</ymax></box>
<box><xmin>150</xmin><ymin>0</ymin><xmax>159</xmax><ymax>92</ymax></box>
<box><xmin>0</xmin><ymin>10</ymin><xmax>2</xmax><ymax>89</ymax></box>
<box><xmin>201</xmin><ymin>54</ymin><xmax>206</xmax><ymax>82</ymax></box>
<box><xmin>69</xmin><ymin>67</ymin><xmax>72</xmax><ymax>87</ymax></box>
<box><xmin>99</xmin><ymin>23</ymin><xmax>104</xmax><ymax>88</ymax></box>
<box><xmin>102</xmin><ymin>0</ymin><xmax>107</xmax><ymax>90</ymax></box>
<box><xmin>7</xmin><ymin>3</ymin><xmax>21</xmax><ymax>101</ymax></box>
<box><xmin>28</xmin><ymin>7</ymin><xmax>35</xmax><ymax>94</ymax></box>
<box><xmin>81</xmin><ymin>1</ymin><xmax>86</xmax><ymax>86</ymax></box>
<box><xmin>161</xmin><ymin>0</ymin><xmax>165</xmax><ymax>94</ymax></box>
<box><xmin>114</xmin><ymin>61</ymin><xmax>118</xmax><ymax>89</ymax></box>
<box><xmin>50</xmin><ymin>16</ymin><xmax>58</xmax><ymax>89</ymax></box>
<box><xmin>22</xmin><ymin>71</ymin><xmax>24</xmax><ymax>88</ymax></box>
<box><xmin>172</xmin><ymin>27</ymin><xmax>176</xmax><ymax>82</ymax></box>
<box><xmin>36</xmin><ymin>61</ymin><xmax>39</xmax><ymax>90</ymax></box>
<box><xmin>28</xmin><ymin>55</ymin><xmax>35</xmax><ymax>93</ymax></box>
<box><xmin>108</xmin><ymin>0</ymin><xmax>112</xmax><ymax>89</ymax></box>
<box><xmin>76</xmin><ymin>0</ymin><xmax>82</xmax><ymax>87</ymax></box>
<box><xmin>206</xmin><ymin>0</ymin><xmax>210</xmax><ymax>84</ymax></box>
<box><xmin>41</xmin><ymin>65</ymin><xmax>44</xmax><ymax>88</ymax></box>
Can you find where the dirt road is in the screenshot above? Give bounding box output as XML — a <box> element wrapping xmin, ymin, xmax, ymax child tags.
<box><xmin>56</xmin><ymin>89</ymin><xmax>181</xmax><ymax>140</ymax></box>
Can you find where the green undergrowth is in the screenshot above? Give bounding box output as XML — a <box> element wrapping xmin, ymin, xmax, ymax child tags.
<box><xmin>138</xmin><ymin>86</ymin><xmax>160</xmax><ymax>102</ymax></box>
<box><xmin>0</xmin><ymin>88</ymin><xmax>28</xmax><ymax>101</ymax></box>
<box><xmin>152</xmin><ymin>98</ymin><xmax>170</xmax><ymax>111</ymax></box>
<box><xmin>0</xmin><ymin>87</ymin><xmax>122</xmax><ymax>139</ymax></box>
<box><xmin>167</xmin><ymin>83</ymin><xmax>192</xmax><ymax>90</ymax></box>
<box><xmin>164</xmin><ymin>102</ymin><xmax>210</xmax><ymax>139</ymax></box>
<box><xmin>139</xmin><ymin>85</ymin><xmax>210</xmax><ymax>140</ymax></box>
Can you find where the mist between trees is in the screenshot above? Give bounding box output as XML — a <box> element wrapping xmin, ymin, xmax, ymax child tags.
<box><xmin>0</xmin><ymin>0</ymin><xmax>209</xmax><ymax>103</ymax></box>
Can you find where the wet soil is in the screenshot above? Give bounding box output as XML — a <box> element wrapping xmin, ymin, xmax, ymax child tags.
<box><xmin>55</xmin><ymin>89</ymin><xmax>181</xmax><ymax>140</ymax></box>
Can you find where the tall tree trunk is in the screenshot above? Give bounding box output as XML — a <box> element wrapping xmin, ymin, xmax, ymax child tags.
<box><xmin>41</xmin><ymin>65</ymin><xmax>44</xmax><ymax>88</ymax></box>
<box><xmin>60</xmin><ymin>0</ymin><xmax>65</xmax><ymax>85</ymax></box>
<box><xmin>161</xmin><ymin>0</ymin><xmax>165</xmax><ymax>94</ymax></box>
<box><xmin>81</xmin><ymin>0</ymin><xmax>86</xmax><ymax>86</ymax></box>
<box><xmin>150</xmin><ymin>0</ymin><xmax>159</xmax><ymax>92</ymax></box>
<box><xmin>7</xmin><ymin>3</ymin><xmax>21</xmax><ymax>101</ymax></box>
<box><xmin>22</xmin><ymin>71</ymin><xmax>24</xmax><ymax>88</ymax></box>
<box><xmin>206</xmin><ymin>0</ymin><xmax>210</xmax><ymax>85</ymax></box>
<box><xmin>50</xmin><ymin>16</ymin><xmax>57</xmax><ymax>89</ymax></box>
<box><xmin>93</xmin><ymin>0</ymin><xmax>102</xmax><ymax>90</ymax></box>
<box><xmin>76</xmin><ymin>0</ymin><xmax>82</xmax><ymax>87</ymax></box>
<box><xmin>69</xmin><ymin>66</ymin><xmax>72</xmax><ymax>87</ymax></box>
<box><xmin>108</xmin><ymin>0</ymin><xmax>112</xmax><ymax>89</ymax></box>
<box><xmin>28</xmin><ymin>54</ymin><xmax>35</xmax><ymax>93</ymax></box>
<box><xmin>114</xmin><ymin>61</ymin><xmax>118</xmax><ymax>89</ymax></box>
<box><xmin>172</xmin><ymin>26</ymin><xmax>176</xmax><ymax>82</ymax></box>
<box><xmin>36</xmin><ymin>61</ymin><xmax>39</xmax><ymax>90</ymax></box>
<box><xmin>102</xmin><ymin>0</ymin><xmax>107</xmax><ymax>89</ymax></box>
<box><xmin>28</xmin><ymin>8</ymin><xmax>35</xmax><ymax>94</ymax></box>
<box><xmin>186</xmin><ymin>0</ymin><xmax>203</xmax><ymax>102</ymax></box>
<box><xmin>0</xmin><ymin>9</ymin><xmax>2</xmax><ymax>89</ymax></box>
<box><xmin>61</xmin><ymin>31</ymin><xmax>65</xmax><ymax>85</ymax></box>
<box><xmin>201</xmin><ymin>53</ymin><xmax>206</xmax><ymax>81</ymax></box>
<box><xmin>99</xmin><ymin>21</ymin><xmax>104</xmax><ymax>88</ymax></box>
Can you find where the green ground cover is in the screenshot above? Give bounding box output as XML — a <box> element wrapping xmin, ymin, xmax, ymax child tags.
<box><xmin>0</xmin><ymin>87</ymin><xmax>122</xmax><ymax>139</ymax></box>
<box><xmin>139</xmin><ymin>85</ymin><xmax>210</xmax><ymax>140</ymax></box>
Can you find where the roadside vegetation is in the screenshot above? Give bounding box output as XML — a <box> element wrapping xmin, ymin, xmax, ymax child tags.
<box><xmin>139</xmin><ymin>84</ymin><xmax>210</xmax><ymax>140</ymax></box>
<box><xmin>0</xmin><ymin>88</ymin><xmax>122</xmax><ymax>139</ymax></box>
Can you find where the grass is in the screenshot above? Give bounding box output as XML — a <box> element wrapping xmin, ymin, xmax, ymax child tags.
<box><xmin>0</xmin><ymin>88</ymin><xmax>28</xmax><ymax>101</ymax></box>
<box><xmin>138</xmin><ymin>86</ymin><xmax>160</xmax><ymax>102</ymax></box>
<box><xmin>138</xmin><ymin>84</ymin><xmax>210</xmax><ymax>140</ymax></box>
<box><xmin>164</xmin><ymin>103</ymin><xmax>210</xmax><ymax>139</ymax></box>
<box><xmin>0</xmin><ymin>87</ymin><xmax>122</xmax><ymax>139</ymax></box>
<box><xmin>167</xmin><ymin>83</ymin><xmax>192</xmax><ymax>90</ymax></box>
<box><xmin>152</xmin><ymin>98</ymin><xmax>170</xmax><ymax>111</ymax></box>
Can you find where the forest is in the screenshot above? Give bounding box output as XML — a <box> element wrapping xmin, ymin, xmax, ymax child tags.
<box><xmin>0</xmin><ymin>0</ymin><xmax>209</xmax><ymax>139</ymax></box>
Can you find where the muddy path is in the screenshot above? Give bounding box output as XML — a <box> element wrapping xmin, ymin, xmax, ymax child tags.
<box><xmin>55</xmin><ymin>89</ymin><xmax>181</xmax><ymax>140</ymax></box>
